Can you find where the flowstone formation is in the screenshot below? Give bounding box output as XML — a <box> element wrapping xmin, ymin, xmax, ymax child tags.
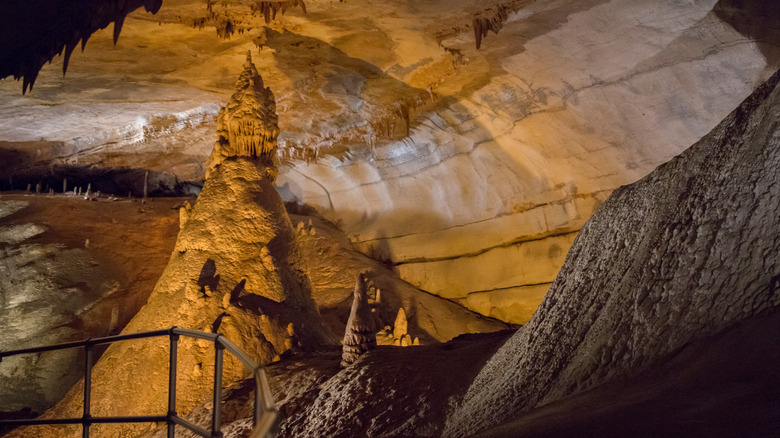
<box><xmin>445</xmin><ymin>70</ymin><xmax>780</xmax><ymax>436</ymax></box>
<box><xmin>206</xmin><ymin>52</ymin><xmax>279</xmax><ymax>176</ymax></box>
<box><xmin>9</xmin><ymin>53</ymin><xmax>333</xmax><ymax>438</ymax></box>
<box><xmin>340</xmin><ymin>273</ymin><xmax>377</xmax><ymax>367</ymax></box>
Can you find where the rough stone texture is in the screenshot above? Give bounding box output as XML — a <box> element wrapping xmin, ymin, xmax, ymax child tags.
<box><xmin>141</xmin><ymin>305</ymin><xmax>780</xmax><ymax>438</ymax></box>
<box><xmin>2</xmin><ymin>0</ymin><xmax>777</xmax><ymax>324</ymax></box>
<box><xmin>445</xmin><ymin>70</ymin><xmax>780</xmax><ymax>437</ymax></box>
<box><xmin>472</xmin><ymin>309</ymin><xmax>780</xmax><ymax>438</ymax></box>
<box><xmin>140</xmin><ymin>331</ymin><xmax>516</xmax><ymax>438</ymax></box>
<box><xmin>0</xmin><ymin>195</ymin><xmax>179</xmax><ymax>414</ymax></box>
<box><xmin>340</xmin><ymin>273</ymin><xmax>377</xmax><ymax>367</ymax></box>
<box><xmin>6</xmin><ymin>58</ymin><xmax>333</xmax><ymax>438</ymax></box>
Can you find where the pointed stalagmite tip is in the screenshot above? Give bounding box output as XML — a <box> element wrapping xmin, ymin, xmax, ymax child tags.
<box><xmin>341</xmin><ymin>272</ymin><xmax>377</xmax><ymax>367</ymax></box>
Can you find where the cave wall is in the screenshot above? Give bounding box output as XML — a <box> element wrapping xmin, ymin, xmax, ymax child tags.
<box><xmin>446</xmin><ymin>68</ymin><xmax>780</xmax><ymax>436</ymax></box>
<box><xmin>0</xmin><ymin>0</ymin><xmax>777</xmax><ymax>324</ymax></box>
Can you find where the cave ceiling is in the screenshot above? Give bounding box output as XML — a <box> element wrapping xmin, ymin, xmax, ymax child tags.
<box><xmin>0</xmin><ymin>0</ymin><xmax>778</xmax><ymax>323</ymax></box>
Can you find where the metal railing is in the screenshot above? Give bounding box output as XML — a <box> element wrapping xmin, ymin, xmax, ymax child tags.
<box><xmin>0</xmin><ymin>327</ymin><xmax>278</xmax><ymax>438</ymax></box>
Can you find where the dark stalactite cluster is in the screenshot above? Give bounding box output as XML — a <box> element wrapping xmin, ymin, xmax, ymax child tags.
<box><xmin>0</xmin><ymin>0</ymin><xmax>163</xmax><ymax>94</ymax></box>
<box><xmin>251</xmin><ymin>0</ymin><xmax>307</xmax><ymax>24</ymax></box>
<box><xmin>191</xmin><ymin>0</ymin><xmax>307</xmax><ymax>40</ymax></box>
<box><xmin>472</xmin><ymin>2</ymin><xmax>527</xmax><ymax>49</ymax></box>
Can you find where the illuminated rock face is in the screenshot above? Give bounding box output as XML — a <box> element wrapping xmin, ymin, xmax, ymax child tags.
<box><xmin>8</xmin><ymin>55</ymin><xmax>332</xmax><ymax>438</ymax></box>
<box><xmin>445</xmin><ymin>70</ymin><xmax>780</xmax><ymax>437</ymax></box>
<box><xmin>340</xmin><ymin>273</ymin><xmax>377</xmax><ymax>367</ymax></box>
<box><xmin>0</xmin><ymin>0</ymin><xmax>777</xmax><ymax>326</ymax></box>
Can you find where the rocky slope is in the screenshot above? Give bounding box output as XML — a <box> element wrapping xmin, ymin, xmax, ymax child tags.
<box><xmin>2</xmin><ymin>54</ymin><xmax>507</xmax><ymax>437</ymax></box>
<box><xmin>0</xmin><ymin>194</ymin><xmax>180</xmax><ymax>415</ymax></box>
<box><xmin>445</xmin><ymin>69</ymin><xmax>780</xmax><ymax>436</ymax></box>
<box><xmin>292</xmin><ymin>213</ymin><xmax>508</xmax><ymax>344</ymax></box>
<box><xmin>131</xmin><ymin>69</ymin><xmax>780</xmax><ymax>438</ymax></box>
<box><xmin>143</xmin><ymin>298</ymin><xmax>780</xmax><ymax>438</ymax></box>
<box><xmin>140</xmin><ymin>330</ymin><xmax>516</xmax><ymax>438</ymax></box>
<box><xmin>2</xmin><ymin>0</ymin><xmax>777</xmax><ymax>323</ymax></box>
<box><xmin>473</xmin><ymin>309</ymin><xmax>780</xmax><ymax>438</ymax></box>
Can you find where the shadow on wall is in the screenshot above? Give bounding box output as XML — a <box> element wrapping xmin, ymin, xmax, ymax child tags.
<box><xmin>714</xmin><ymin>0</ymin><xmax>780</xmax><ymax>66</ymax></box>
<box><xmin>0</xmin><ymin>160</ymin><xmax>203</xmax><ymax>197</ymax></box>
<box><xmin>263</xmin><ymin>28</ymin><xmax>434</xmax><ymax>145</ymax></box>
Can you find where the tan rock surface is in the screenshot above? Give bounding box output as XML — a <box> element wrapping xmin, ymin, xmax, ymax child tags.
<box><xmin>7</xmin><ymin>54</ymin><xmax>333</xmax><ymax>438</ymax></box>
<box><xmin>446</xmin><ymin>69</ymin><xmax>780</xmax><ymax>437</ymax></box>
<box><xmin>292</xmin><ymin>213</ymin><xmax>509</xmax><ymax>343</ymax></box>
<box><xmin>2</xmin><ymin>0</ymin><xmax>776</xmax><ymax>324</ymax></box>
<box><xmin>0</xmin><ymin>194</ymin><xmax>180</xmax><ymax>414</ymax></box>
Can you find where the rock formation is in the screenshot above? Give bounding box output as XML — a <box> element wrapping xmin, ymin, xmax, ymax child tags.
<box><xmin>206</xmin><ymin>52</ymin><xmax>279</xmax><ymax>176</ymax></box>
<box><xmin>165</xmin><ymin>66</ymin><xmax>780</xmax><ymax>438</ymax></box>
<box><xmin>444</xmin><ymin>70</ymin><xmax>780</xmax><ymax>436</ymax></box>
<box><xmin>0</xmin><ymin>196</ymin><xmax>180</xmax><ymax>415</ymax></box>
<box><xmin>2</xmin><ymin>1</ymin><xmax>776</xmax><ymax>328</ymax></box>
<box><xmin>8</xmin><ymin>52</ymin><xmax>333</xmax><ymax>437</ymax></box>
<box><xmin>290</xmin><ymin>213</ymin><xmax>510</xmax><ymax>344</ymax></box>
<box><xmin>0</xmin><ymin>0</ymin><xmax>163</xmax><ymax>93</ymax></box>
<box><xmin>340</xmin><ymin>273</ymin><xmax>377</xmax><ymax>367</ymax></box>
<box><xmin>252</xmin><ymin>1</ymin><xmax>307</xmax><ymax>24</ymax></box>
<box><xmin>392</xmin><ymin>307</ymin><xmax>407</xmax><ymax>340</ymax></box>
<box><xmin>472</xmin><ymin>3</ymin><xmax>524</xmax><ymax>50</ymax></box>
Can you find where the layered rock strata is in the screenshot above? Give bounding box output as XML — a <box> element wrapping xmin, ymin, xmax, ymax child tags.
<box><xmin>445</xmin><ymin>69</ymin><xmax>780</xmax><ymax>436</ymax></box>
<box><xmin>2</xmin><ymin>0</ymin><xmax>777</xmax><ymax>327</ymax></box>
<box><xmin>8</xmin><ymin>53</ymin><xmax>332</xmax><ymax>437</ymax></box>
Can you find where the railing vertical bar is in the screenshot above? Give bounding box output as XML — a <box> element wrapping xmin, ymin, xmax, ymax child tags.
<box><xmin>0</xmin><ymin>328</ymin><xmax>277</xmax><ymax>438</ymax></box>
<box><xmin>253</xmin><ymin>373</ymin><xmax>261</xmax><ymax>427</ymax></box>
<box><xmin>83</xmin><ymin>344</ymin><xmax>93</xmax><ymax>438</ymax></box>
<box><xmin>167</xmin><ymin>332</ymin><xmax>179</xmax><ymax>438</ymax></box>
<box><xmin>212</xmin><ymin>341</ymin><xmax>224</xmax><ymax>438</ymax></box>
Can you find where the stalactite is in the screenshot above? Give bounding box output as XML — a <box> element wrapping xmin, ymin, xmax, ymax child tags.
<box><xmin>472</xmin><ymin>2</ymin><xmax>528</xmax><ymax>49</ymax></box>
<box><xmin>0</xmin><ymin>0</ymin><xmax>163</xmax><ymax>94</ymax></box>
<box><xmin>207</xmin><ymin>52</ymin><xmax>280</xmax><ymax>176</ymax></box>
<box><xmin>250</xmin><ymin>0</ymin><xmax>307</xmax><ymax>24</ymax></box>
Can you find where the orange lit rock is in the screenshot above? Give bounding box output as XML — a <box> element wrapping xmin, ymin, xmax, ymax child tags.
<box><xmin>392</xmin><ymin>307</ymin><xmax>408</xmax><ymax>340</ymax></box>
<box><xmin>206</xmin><ymin>52</ymin><xmax>279</xmax><ymax>177</ymax></box>
<box><xmin>341</xmin><ymin>273</ymin><xmax>377</xmax><ymax>367</ymax></box>
<box><xmin>9</xmin><ymin>52</ymin><xmax>333</xmax><ymax>438</ymax></box>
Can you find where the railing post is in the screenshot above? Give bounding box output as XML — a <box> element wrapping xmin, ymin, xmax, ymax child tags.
<box><xmin>211</xmin><ymin>340</ymin><xmax>224</xmax><ymax>438</ymax></box>
<box><xmin>167</xmin><ymin>331</ymin><xmax>179</xmax><ymax>438</ymax></box>
<box><xmin>253</xmin><ymin>372</ymin><xmax>261</xmax><ymax>427</ymax></box>
<box><xmin>83</xmin><ymin>343</ymin><xmax>93</xmax><ymax>438</ymax></box>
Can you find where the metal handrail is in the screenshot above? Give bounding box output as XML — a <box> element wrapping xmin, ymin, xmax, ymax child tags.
<box><xmin>0</xmin><ymin>327</ymin><xmax>278</xmax><ymax>438</ymax></box>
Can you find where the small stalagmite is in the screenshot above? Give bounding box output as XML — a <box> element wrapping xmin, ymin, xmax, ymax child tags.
<box><xmin>341</xmin><ymin>273</ymin><xmax>377</xmax><ymax>367</ymax></box>
<box><xmin>393</xmin><ymin>307</ymin><xmax>408</xmax><ymax>339</ymax></box>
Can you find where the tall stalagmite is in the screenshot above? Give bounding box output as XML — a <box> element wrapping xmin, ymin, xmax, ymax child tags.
<box><xmin>341</xmin><ymin>273</ymin><xmax>377</xmax><ymax>367</ymax></box>
<box><xmin>11</xmin><ymin>52</ymin><xmax>334</xmax><ymax>438</ymax></box>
